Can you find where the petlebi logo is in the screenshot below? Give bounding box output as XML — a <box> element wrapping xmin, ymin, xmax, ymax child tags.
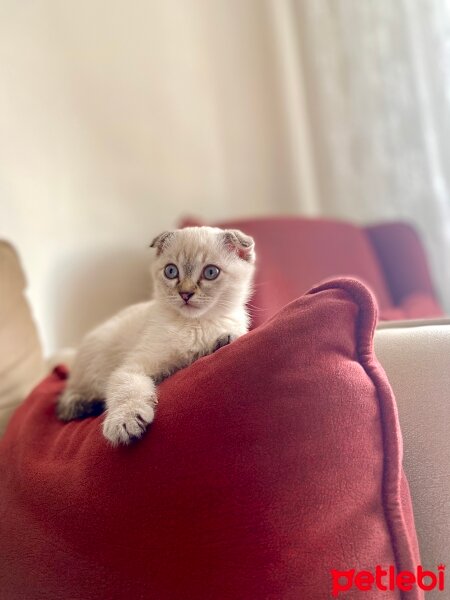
<box><xmin>331</xmin><ymin>564</ymin><xmax>445</xmax><ymax>596</ymax></box>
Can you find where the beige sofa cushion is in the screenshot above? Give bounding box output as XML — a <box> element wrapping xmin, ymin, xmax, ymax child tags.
<box><xmin>375</xmin><ymin>319</ymin><xmax>450</xmax><ymax>585</ymax></box>
<box><xmin>0</xmin><ymin>241</ymin><xmax>45</xmax><ymax>436</ymax></box>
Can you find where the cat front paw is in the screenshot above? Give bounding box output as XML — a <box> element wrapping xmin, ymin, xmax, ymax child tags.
<box><xmin>102</xmin><ymin>400</ymin><xmax>155</xmax><ymax>446</ymax></box>
<box><xmin>57</xmin><ymin>390</ymin><xmax>105</xmax><ymax>421</ymax></box>
<box><xmin>213</xmin><ymin>333</ymin><xmax>238</xmax><ymax>352</ymax></box>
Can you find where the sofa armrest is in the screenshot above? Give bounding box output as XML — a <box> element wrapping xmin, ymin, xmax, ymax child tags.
<box><xmin>0</xmin><ymin>241</ymin><xmax>46</xmax><ymax>436</ymax></box>
<box><xmin>374</xmin><ymin>319</ymin><xmax>450</xmax><ymax>574</ymax></box>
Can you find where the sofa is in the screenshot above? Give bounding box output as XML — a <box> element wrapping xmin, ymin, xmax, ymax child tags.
<box><xmin>0</xmin><ymin>217</ymin><xmax>448</xmax><ymax>599</ymax></box>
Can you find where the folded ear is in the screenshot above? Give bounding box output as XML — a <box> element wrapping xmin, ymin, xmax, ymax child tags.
<box><xmin>223</xmin><ymin>229</ymin><xmax>255</xmax><ymax>263</ymax></box>
<box><xmin>149</xmin><ymin>231</ymin><xmax>175</xmax><ymax>255</ymax></box>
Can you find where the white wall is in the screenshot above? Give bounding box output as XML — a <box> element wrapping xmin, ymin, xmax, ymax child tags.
<box><xmin>0</xmin><ymin>0</ymin><xmax>304</xmax><ymax>355</ymax></box>
<box><xmin>4</xmin><ymin>1</ymin><xmax>445</xmax><ymax>357</ymax></box>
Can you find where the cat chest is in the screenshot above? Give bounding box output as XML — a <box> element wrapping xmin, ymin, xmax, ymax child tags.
<box><xmin>160</xmin><ymin>324</ymin><xmax>219</xmax><ymax>357</ymax></box>
<box><xmin>175</xmin><ymin>326</ymin><xmax>217</xmax><ymax>352</ymax></box>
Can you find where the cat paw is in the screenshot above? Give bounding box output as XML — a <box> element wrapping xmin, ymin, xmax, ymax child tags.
<box><xmin>102</xmin><ymin>401</ymin><xmax>155</xmax><ymax>446</ymax></box>
<box><xmin>57</xmin><ymin>391</ymin><xmax>105</xmax><ymax>421</ymax></box>
<box><xmin>213</xmin><ymin>333</ymin><xmax>237</xmax><ymax>352</ymax></box>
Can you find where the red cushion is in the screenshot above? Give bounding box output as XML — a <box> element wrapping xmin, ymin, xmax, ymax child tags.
<box><xmin>181</xmin><ymin>217</ymin><xmax>394</xmax><ymax>327</ymax></box>
<box><xmin>380</xmin><ymin>292</ymin><xmax>444</xmax><ymax>321</ymax></box>
<box><xmin>365</xmin><ymin>223</ymin><xmax>441</xmax><ymax>305</ymax></box>
<box><xmin>0</xmin><ymin>279</ymin><xmax>421</xmax><ymax>599</ymax></box>
<box><xmin>181</xmin><ymin>216</ymin><xmax>444</xmax><ymax>325</ymax></box>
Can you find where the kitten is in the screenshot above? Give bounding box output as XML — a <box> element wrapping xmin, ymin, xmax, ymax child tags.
<box><xmin>57</xmin><ymin>226</ymin><xmax>255</xmax><ymax>446</ymax></box>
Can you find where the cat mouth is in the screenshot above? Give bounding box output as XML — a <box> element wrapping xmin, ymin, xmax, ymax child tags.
<box><xmin>180</xmin><ymin>301</ymin><xmax>198</xmax><ymax>310</ymax></box>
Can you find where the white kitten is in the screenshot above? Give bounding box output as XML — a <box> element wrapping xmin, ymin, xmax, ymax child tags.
<box><xmin>57</xmin><ymin>226</ymin><xmax>255</xmax><ymax>446</ymax></box>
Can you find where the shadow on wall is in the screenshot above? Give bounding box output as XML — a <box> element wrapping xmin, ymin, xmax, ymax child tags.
<box><xmin>48</xmin><ymin>247</ymin><xmax>153</xmax><ymax>351</ymax></box>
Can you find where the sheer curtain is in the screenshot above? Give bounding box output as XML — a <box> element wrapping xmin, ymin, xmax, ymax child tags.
<box><xmin>276</xmin><ymin>0</ymin><xmax>450</xmax><ymax>310</ymax></box>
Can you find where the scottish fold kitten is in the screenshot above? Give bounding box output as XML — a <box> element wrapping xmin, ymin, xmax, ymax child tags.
<box><xmin>57</xmin><ymin>226</ymin><xmax>255</xmax><ymax>446</ymax></box>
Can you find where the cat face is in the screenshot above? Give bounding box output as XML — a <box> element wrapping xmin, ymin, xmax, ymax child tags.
<box><xmin>150</xmin><ymin>227</ymin><xmax>255</xmax><ymax>319</ymax></box>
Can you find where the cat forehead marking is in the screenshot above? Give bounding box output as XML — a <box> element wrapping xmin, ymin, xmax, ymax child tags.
<box><xmin>175</xmin><ymin>248</ymin><xmax>209</xmax><ymax>267</ymax></box>
<box><xmin>183</xmin><ymin>261</ymin><xmax>194</xmax><ymax>277</ymax></box>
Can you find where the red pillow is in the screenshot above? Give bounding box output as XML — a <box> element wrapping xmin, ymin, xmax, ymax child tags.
<box><xmin>0</xmin><ymin>278</ymin><xmax>421</xmax><ymax>599</ymax></box>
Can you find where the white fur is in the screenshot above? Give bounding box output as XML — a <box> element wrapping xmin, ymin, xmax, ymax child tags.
<box><xmin>57</xmin><ymin>226</ymin><xmax>255</xmax><ymax>446</ymax></box>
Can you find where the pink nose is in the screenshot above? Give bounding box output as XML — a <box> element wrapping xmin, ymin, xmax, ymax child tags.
<box><xmin>180</xmin><ymin>292</ymin><xmax>194</xmax><ymax>303</ymax></box>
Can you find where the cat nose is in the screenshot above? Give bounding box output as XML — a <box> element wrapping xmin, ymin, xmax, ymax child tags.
<box><xmin>180</xmin><ymin>291</ymin><xmax>194</xmax><ymax>303</ymax></box>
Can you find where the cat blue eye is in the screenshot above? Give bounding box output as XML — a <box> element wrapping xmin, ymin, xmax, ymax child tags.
<box><xmin>203</xmin><ymin>265</ymin><xmax>220</xmax><ymax>280</ymax></box>
<box><xmin>164</xmin><ymin>264</ymin><xmax>179</xmax><ymax>279</ymax></box>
